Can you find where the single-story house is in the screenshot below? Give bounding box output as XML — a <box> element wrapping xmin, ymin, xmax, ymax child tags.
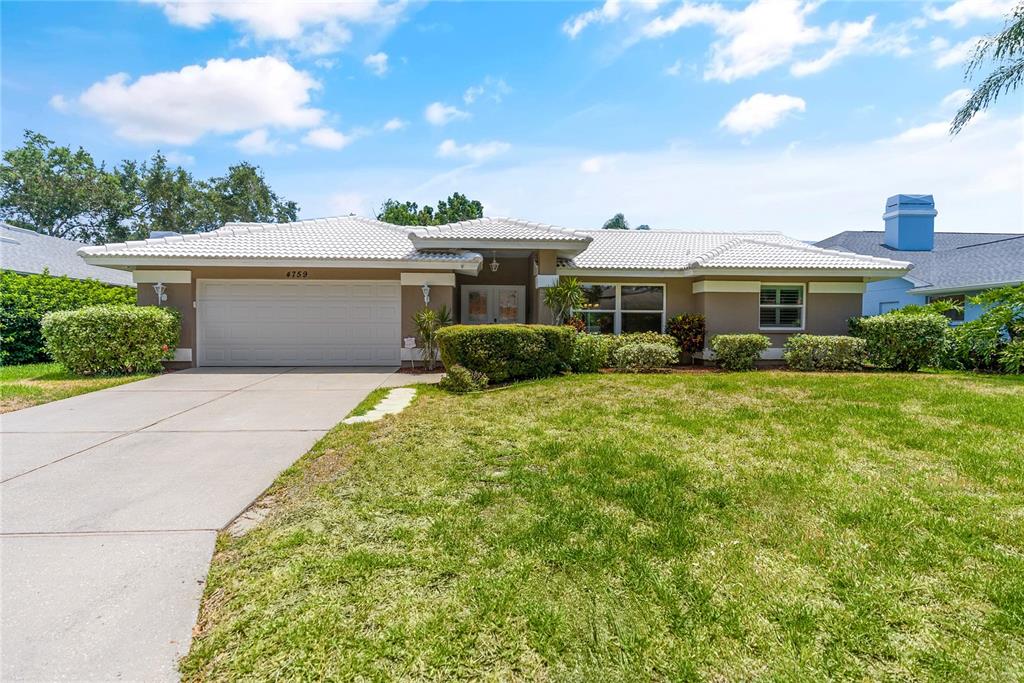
<box><xmin>817</xmin><ymin>195</ymin><xmax>1024</xmax><ymax>323</ymax></box>
<box><xmin>1</xmin><ymin>222</ymin><xmax>133</xmax><ymax>286</ymax></box>
<box><xmin>79</xmin><ymin>215</ymin><xmax>910</xmax><ymax>367</ymax></box>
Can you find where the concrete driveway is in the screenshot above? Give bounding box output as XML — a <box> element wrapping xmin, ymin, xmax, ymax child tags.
<box><xmin>1</xmin><ymin>367</ymin><xmax>397</xmax><ymax>681</ymax></box>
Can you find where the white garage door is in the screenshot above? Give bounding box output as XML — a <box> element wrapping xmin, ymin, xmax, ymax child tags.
<box><xmin>197</xmin><ymin>280</ymin><xmax>401</xmax><ymax>366</ymax></box>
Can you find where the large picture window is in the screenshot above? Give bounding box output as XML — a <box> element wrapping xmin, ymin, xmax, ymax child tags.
<box><xmin>759</xmin><ymin>285</ymin><xmax>804</xmax><ymax>330</ymax></box>
<box><xmin>576</xmin><ymin>284</ymin><xmax>665</xmax><ymax>334</ymax></box>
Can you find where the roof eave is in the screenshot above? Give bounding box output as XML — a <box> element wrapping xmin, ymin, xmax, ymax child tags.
<box><xmin>908</xmin><ymin>279</ymin><xmax>1023</xmax><ymax>295</ymax></box>
<box><xmin>79</xmin><ymin>255</ymin><xmax>483</xmax><ymax>272</ymax></box>
<box><xmin>409</xmin><ymin>237</ymin><xmax>591</xmax><ymax>256</ymax></box>
<box><xmin>557</xmin><ymin>266</ymin><xmax>912</xmax><ymax>278</ymax></box>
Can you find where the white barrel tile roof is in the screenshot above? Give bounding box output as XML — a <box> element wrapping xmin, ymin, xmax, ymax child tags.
<box><xmin>410</xmin><ymin>218</ymin><xmax>591</xmax><ymax>241</ymax></box>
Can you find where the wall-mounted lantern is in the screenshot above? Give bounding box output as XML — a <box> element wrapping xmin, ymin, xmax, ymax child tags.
<box><xmin>152</xmin><ymin>282</ymin><xmax>167</xmax><ymax>305</ymax></box>
<box><xmin>421</xmin><ymin>283</ymin><xmax>431</xmax><ymax>304</ymax></box>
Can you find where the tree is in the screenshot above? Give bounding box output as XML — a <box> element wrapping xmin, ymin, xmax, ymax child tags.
<box><xmin>951</xmin><ymin>2</ymin><xmax>1024</xmax><ymax>134</ymax></box>
<box><xmin>0</xmin><ymin>130</ymin><xmax>300</xmax><ymax>243</ymax></box>
<box><xmin>637</xmin><ymin>224</ymin><xmax>651</xmax><ymax>230</ymax></box>
<box><xmin>0</xmin><ymin>131</ymin><xmax>111</xmax><ymax>242</ymax></box>
<box><xmin>543</xmin><ymin>276</ymin><xmax>585</xmax><ymax>323</ymax></box>
<box><xmin>376</xmin><ymin>192</ymin><xmax>483</xmax><ymax>226</ymax></box>
<box><xmin>602</xmin><ymin>213</ymin><xmax>629</xmax><ymax>230</ymax></box>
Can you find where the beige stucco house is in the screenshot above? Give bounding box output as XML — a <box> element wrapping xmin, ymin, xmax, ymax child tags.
<box><xmin>79</xmin><ymin>216</ymin><xmax>911</xmax><ymax>368</ymax></box>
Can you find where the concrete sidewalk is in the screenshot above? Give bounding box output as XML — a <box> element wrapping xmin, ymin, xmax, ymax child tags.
<box><xmin>1</xmin><ymin>367</ymin><xmax>395</xmax><ymax>681</ymax></box>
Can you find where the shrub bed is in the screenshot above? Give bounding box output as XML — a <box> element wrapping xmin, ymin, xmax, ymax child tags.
<box><xmin>570</xmin><ymin>333</ymin><xmax>608</xmax><ymax>373</ymax></box>
<box><xmin>604</xmin><ymin>332</ymin><xmax>677</xmax><ymax>364</ymax></box>
<box><xmin>436</xmin><ymin>324</ymin><xmax>574</xmax><ymax>383</ymax></box>
<box><xmin>783</xmin><ymin>335</ymin><xmax>867</xmax><ymax>371</ymax></box>
<box><xmin>438</xmin><ymin>364</ymin><xmax>489</xmax><ymax>393</ymax></box>
<box><xmin>667</xmin><ymin>313</ymin><xmax>705</xmax><ymax>357</ymax></box>
<box><xmin>850</xmin><ymin>312</ymin><xmax>948</xmax><ymax>371</ymax></box>
<box><xmin>0</xmin><ymin>271</ymin><xmax>135</xmax><ymax>365</ymax></box>
<box><xmin>613</xmin><ymin>342</ymin><xmax>678</xmax><ymax>373</ymax></box>
<box><xmin>41</xmin><ymin>305</ymin><xmax>179</xmax><ymax>375</ymax></box>
<box><xmin>710</xmin><ymin>334</ymin><xmax>770</xmax><ymax>371</ymax></box>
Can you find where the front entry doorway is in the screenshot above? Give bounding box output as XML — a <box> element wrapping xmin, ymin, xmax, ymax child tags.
<box><xmin>461</xmin><ymin>285</ymin><xmax>527</xmax><ymax>324</ymax></box>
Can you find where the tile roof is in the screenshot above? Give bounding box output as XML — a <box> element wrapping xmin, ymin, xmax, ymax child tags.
<box><xmin>409</xmin><ymin>217</ymin><xmax>591</xmax><ymax>242</ymax></box>
<box><xmin>815</xmin><ymin>231</ymin><xmax>1024</xmax><ymax>291</ymax></box>
<box><xmin>1</xmin><ymin>223</ymin><xmax>133</xmax><ymax>286</ymax></box>
<box><xmin>560</xmin><ymin>229</ymin><xmax>910</xmax><ymax>272</ymax></box>
<box><xmin>79</xmin><ymin>215</ymin><xmax>480</xmax><ymax>263</ymax></box>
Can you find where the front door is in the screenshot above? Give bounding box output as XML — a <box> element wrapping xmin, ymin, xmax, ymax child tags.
<box><xmin>461</xmin><ymin>285</ymin><xmax>526</xmax><ymax>324</ymax></box>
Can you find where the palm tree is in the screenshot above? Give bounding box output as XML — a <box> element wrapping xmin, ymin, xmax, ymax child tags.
<box><xmin>951</xmin><ymin>1</ymin><xmax>1024</xmax><ymax>135</ymax></box>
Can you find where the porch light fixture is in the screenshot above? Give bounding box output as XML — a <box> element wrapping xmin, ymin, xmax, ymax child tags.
<box><xmin>421</xmin><ymin>283</ymin><xmax>431</xmax><ymax>304</ymax></box>
<box><xmin>152</xmin><ymin>282</ymin><xmax>167</xmax><ymax>305</ymax></box>
<box><xmin>489</xmin><ymin>252</ymin><xmax>500</xmax><ymax>273</ymax></box>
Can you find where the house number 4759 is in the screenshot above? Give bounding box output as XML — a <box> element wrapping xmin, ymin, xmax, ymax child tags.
<box><xmin>286</xmin><ymin>270</ymin><xmax>309</xmax><ymax>278</ymax></box>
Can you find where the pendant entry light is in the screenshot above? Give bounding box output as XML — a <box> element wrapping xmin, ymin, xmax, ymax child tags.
<box><xmin>490</xmin><ymin>252</ymin><xmax>500</xmax><ymax>273</ymax></box>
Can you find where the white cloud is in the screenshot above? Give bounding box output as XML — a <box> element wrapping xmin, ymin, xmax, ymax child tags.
<box><xmin>437</xmin><ymin>139</ymin><xmax>511</xmax><ymax>162</ymax></box>
<box><xmin>580</xmin><ymin>156</ymin><xmax>612</xmax><ymax>173</ymax></box>
<box><xmin>663</xmin><ymin>59</ymin><xmax>683</xmax><ymax>76</ymax></box>
<box><xmin>302</xmin><ymin>126</ymin><xmax>353</xmax><ymax>150</ymax></box>
<box><xmin>164</xmin><ymin>150</ymin><xmax>195</xmax><ymax>165</ymax></box>
<box><xmin>235</xmin><ymin>129</ymin><xmax>287</xmax><ymax>155</ymax></box>
<box><xmin>382</xmin><ymin>117</ymin><xmax>407</xmax><ymax>132</ymax></box>
<box><xmin>720</xmin><ymin>93</ymin><xmax>806</xmax><ymax>135</ymax></box>
<box><xmin>563</xmin><ymin>0</ymin><xmax>623</xmax><ymax>38</ymax></box>
<box><xmin>941</xmin><ymin>88</ymin><xmax>973</xmax><ymax>109</ymax></box>
<box><xmin>49</xmin><ymin>94</ymin><xmax>69</xmax><ymax>112</ymax></box>
<box><xmin>926</xmin><ymin>0</ymin><xmax>1015</xmax><ymax>27</ymax></box>
<box><xmin>363</xmin><ymin>52</ymin><xmax>389</xmax><ymax>76</ymax></box>
<box><xmin>424</xmin><ymin>101</ymin><xmax>469</xmax><ymax>126</ymax></box>
<box><xmin>932</xmin><ymin>35</ymin><xmax>983</xmax><ymax>67</ymax></box>
<box><xmin>889</xmin><ymin>121</ymin><xmax>950</xmax><ymax>143</ymax></box>
<box><xmin>143</xmin><ymin>0</ymin><xmax>406</xmax><ymax>55</ymax></box>
<box><xmin>639</xmin><ymin>0</ymin><xmax>881</xmax><ymax>82</ymax></box>
<box><xmin>329</xmin><ymin>191</ymin><xmax>371</xmax><ymax>217</ymax></box>
<box><xmin>791</xmin><ymin>17</ymin><xmax>874</xmax><ymax>76</ymax></box>
<box><xmin>78</xmin><ymin>57</ymin><xmax>323</xmax><ymax>145</ymax></box>
<box><xmin>463</xmin><ymin>76</ymin><xmax>510</xmax><ymax>104</ymax></box>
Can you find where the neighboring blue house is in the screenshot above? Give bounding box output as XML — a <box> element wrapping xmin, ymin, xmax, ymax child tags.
<box><xmin>816</xmin><ymin>195</ymin><xmax>1024</xmax><ymax>323</ymax></box>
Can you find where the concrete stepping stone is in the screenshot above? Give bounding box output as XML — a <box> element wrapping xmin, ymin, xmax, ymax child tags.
<box><xmin>342</xmin><ymin>387</ymin><xmax>416</xmax><ymax>424</ymax></box>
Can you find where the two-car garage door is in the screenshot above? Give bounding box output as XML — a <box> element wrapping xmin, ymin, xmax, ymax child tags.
<box><xmin>197</xmin><ymin>280</ymin><xmax>401</xmax><ymax>366</ymax></box>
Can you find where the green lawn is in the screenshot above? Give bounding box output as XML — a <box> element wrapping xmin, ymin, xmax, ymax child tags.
<box><xmin>183</xmin><ymin>372</ymin><xmax>1024</xmax><ymax>681</ymax></box>
<box><xmin>0</xmin><ymin>362</ymin><xmax>153</xmax><ymax>412</ymax></box>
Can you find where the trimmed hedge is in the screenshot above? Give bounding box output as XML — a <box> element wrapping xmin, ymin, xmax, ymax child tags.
<box><xmin>570</xmin><ymin>333</ymin><xmax>608</xmax><ymax>373</ymax></box>
<box><xmin>613</xmin><ymin>342</ymin><xmax>678</xmax><ymax>373</ymax></box>
<box><xmin>41</xmin><ymin>305</ymin><xmax>178</xmax><ymax>375</ymax></box>
<box><xmin>783</xmin><ymin>335</ymin><xmax>867</xmax><ymax>371</ymax></box>
<box><xmin>0</xmin><ymin>270</ymin><xmax>135</xmax><ymax>365</ymax></box>
<box><xmin>604</xmin><ymin>332</ymin><xmax>678</xmax><ymax>363</ymax></box>
<box><xmin>438</xmin><ymin>364</ymin><xmax>489</xmax><ymax>393</ymax></box>
<box><xmin>850</xmin><ymin>312</ymin><xmax>948</xmax><ymax>371</ymax></box>
<box><xmin>710</xmin><ymin>334</ymin><xmax>770</xmax><ymax>371</ymax></box>
<box><xmin>436</xmin><ymin>324</ymin><xmax>574</xmax><ymax>383</ymax></box>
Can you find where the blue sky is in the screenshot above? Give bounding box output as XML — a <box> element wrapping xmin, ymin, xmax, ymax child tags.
<box><xmin>2</xmin><ymin>0</ymin><xmax>1021</xmax><ymax>239</ymax></box>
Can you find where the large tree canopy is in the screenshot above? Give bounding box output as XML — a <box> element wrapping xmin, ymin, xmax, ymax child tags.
<box><xmin>951</xmin><ymin>1</ymin><xmax>1024</xmax><ymax>134</ymax></box>
<box><xmin>0</xmin><ymin>131</ymin><xmax>298</xmax><ymax>243</ymax></box>
<box><xmin>376</xmin><ymin>192</ymin><xmax>483</xmax><ymax>226</ymax></box>
<box><xmin>602</xmin><ymin>213</ymin><xmax>629</xmax><ymax>230</ymax></box>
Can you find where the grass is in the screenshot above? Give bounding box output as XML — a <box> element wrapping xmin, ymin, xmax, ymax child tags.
<box><xmin>345</xmin><ymin>386</ymin><xmax>391</xmax><ymax>418</ymax></box>
<box><xmin>182</xmin><ymin>371</ymin><xmax>1024</xmax><ymax>681</ymax></box>
<box><xmin>0</xmin><ymin>362</ymin><xmax>154</xmax><ymax>412</ymax></box>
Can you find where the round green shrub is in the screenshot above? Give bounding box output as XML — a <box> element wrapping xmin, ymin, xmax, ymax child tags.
<box><xmin>0</xmin><ymin>271</ymin><xmax>135</xmax><ymax>365</ymax></box>
<box><xmin>438</xmin><ymin>364</ymin><xmax>489</xmax><ymax>393</ymax></box>
<box><xmin>710</xmin><ymin>334</ymin><xmax>771</xmax><ymax>371</ymax></box>
<box><xmin>603</xmin><ymin>332</ymin><xmax>677</xmax><ymax>364</ymax></box>
<box><xmin>613</xmin><ymin>342</ymin><xmax>678</xmax><ymax>373</ymax></box>
<box><xmin>570</xmin><ymin>333</ymin><xmax>608</xmax><ymax>373</ymax></box>
<box><xmin>783</xmin><ymin>334</ymin><xmax>867</xmax><ymax>371</ymax></box>
<box><xmin>41</xmin><ymin>305</ymin><xmax>179</xmax><ymax>375</ymax></box>
<box><xmin>851</xmin><ymin>312</ymin><xmax>948</xmax><ymax>371</ymax></box>
<box><xmin>436</xmin><ymin>324</ymin><xmax>574</xmax><ymax>383</ymax></box>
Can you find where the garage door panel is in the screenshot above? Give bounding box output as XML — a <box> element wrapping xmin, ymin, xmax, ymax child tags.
<box><xmin>198</xmin><ymin>280</ymin><xmax>401</xmax><ymax>367</ymax></box>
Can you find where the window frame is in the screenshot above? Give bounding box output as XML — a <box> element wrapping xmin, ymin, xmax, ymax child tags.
<box><xmin>758</xmin><ymin>283</ymin><xmax>806</xmax><ymax>332</ymax></box>
<box><xmin>574</xmin><ymin>283</ymin><xmax>667</xmax><ymax>334</ymax></box>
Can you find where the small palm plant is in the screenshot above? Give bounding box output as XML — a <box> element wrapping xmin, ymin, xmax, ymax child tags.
<box><xmin>412</xmin><ymin>304</ymin><xmax>452</xmax><ymax>370</ymax></box>
<box><xmin>543</xmin><ymin>276</ymin><xmax>584</xmax><ymax>324</ymax></box>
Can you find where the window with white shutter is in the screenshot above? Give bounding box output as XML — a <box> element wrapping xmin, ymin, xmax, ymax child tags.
<box><xmin>759</xmin><ymin>285</ymin><xmax>804</xmax><ymax>330</ymax></box>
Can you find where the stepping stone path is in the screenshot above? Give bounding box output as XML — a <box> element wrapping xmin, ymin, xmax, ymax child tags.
<box><xmin>342</xmin><ymin>387</ymin><xmax>417</xmax><ymax>424</ymax></box>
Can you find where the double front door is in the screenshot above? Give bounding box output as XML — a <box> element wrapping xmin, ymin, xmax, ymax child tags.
<box><xmin>461</xmin><ymin>285</ymin><xmax>527</xmax><ymax>324</ymax></box>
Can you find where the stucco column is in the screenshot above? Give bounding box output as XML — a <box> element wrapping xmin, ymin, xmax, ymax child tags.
<box><xmin>534</xmin><ymin>250</ymin><xmax>557</xmax><ymax>325</ymax></box>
